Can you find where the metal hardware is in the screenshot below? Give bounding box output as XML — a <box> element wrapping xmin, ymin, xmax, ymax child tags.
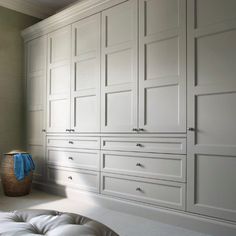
<box><xmin>42</xmin><ymin>129</ymin><xmax>46</xmax><ymax>132</ymax></box>
<box><xmin>70</xmin><ymin>129</ymin><xmax>75</xmax><ymax>132</ymax></box>
<box><xmin>136</xmin><ymin>143</ymin><xmax>142</xmax><ymax>147</ymax></box>
<box><xmin>136</xmin><ymin>187</ymin><xmax>142</xmax><ymax>191</ymax></box>
<box><xmin>138</xmin><ymin>128</ymin><xmax>145</xmax><ymax>131</ymax></box>
<box><xmin>68</xmin><ymin>141</ymin><xmax>74</xmax><ymax>144</ymax></box>
<box><xmin>132</xmin><ymin>128</ymin><xmax>138</xmax><ymax>131</ymax></box>
<box><xmin>66</xmin><ymin>129</ymin><xmax>70</xmax><ymax>132</ymax></box>
<box><xmin>188</xmin><ymin>127</ymin><xmax>195</xmax><ymax>131</ymax></box>
<box><xmin>68</xmin><ymin>157</ymin><xmax>73</xmax><ymax>160</ymax></box>
<box><xmin>68</xmin><ymin>176</ymin><xmax>72</xmax><ymax>180</ymax></box>
<box><xmin>136</xmin><ymin>163</ymin><xmax>142</xmax><ymax>167</ymax></box>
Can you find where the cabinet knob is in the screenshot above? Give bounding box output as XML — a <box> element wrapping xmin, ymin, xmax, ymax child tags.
<box><xmin>42</xmin><ymin>129</ymin><xmax>46</xmax><ymax>132</ymax></box>
<box><xmin>136</xmin><ymin>163</ymin><xmax>142</xmax><ymax>167</ymax></box>
<box><xmin>188</xmin><ymin>127</ymin><xmax>195</xmax><ymax>131</ymax></box>
<box><xmin>68</xmin><ymin>141</ymin><xmax>74</xmax><ymax>144</ymax></box>
<box><xmin>132</xmin><ymin>128</ymin><xmax>138</xmax><ymax>131</ymax></box>
<box><xmin>70</xmin><ymin>129</ymin><xmax>75</xmax><ymax>132</ymax></box>
<box><xmin>136</xmin><ymin>187</ymin><xmax>142</xmax><ymax>191</ymax></box>
<box><xmin>66</xmin><ymin>129</ymin><xmax>70</xmax><ymax>132</ymax></box>
<box><xmin>136</xmin><ymin>143</ymin><xmax>142</xmax><ymax>147</ymax></box>
<box><xmin>68</xmin><ymin>157</ymin><xmax>73</xmax><ymax>160</ymax></box>
<box><xmin>68</xmin><ymin>176</ymin><xmax>72</xmax><ymax>180</ymax></box>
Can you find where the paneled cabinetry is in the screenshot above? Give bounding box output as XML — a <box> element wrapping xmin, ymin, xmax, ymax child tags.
<box><xmin>24</xmin><ymin>0</ymin><xmax>236</xmax><ymax>227</ymax></box>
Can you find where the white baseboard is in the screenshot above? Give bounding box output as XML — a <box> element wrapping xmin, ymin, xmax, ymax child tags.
<box><xmin>33</xmin><ymin>181</ymin><xmax>236</xmax><ymax>236</ymax></box>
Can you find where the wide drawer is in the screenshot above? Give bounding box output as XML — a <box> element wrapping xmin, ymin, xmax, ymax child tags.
<box><xmin>47</xmin><ymin>148</ymin><xmax>100</xmax><ymax>171</ymax></box>
<box><xmin>47</xmin><ymin>136</ymin><xmax>100</xmax><ymax>150</ymax></box>
<box><xmin>101</xmin><ymin>151</ymin><xmax>186</xmax><ymax>182</ymax></box>
<box><xmin>101</xmin><ymin>173</ymin><xmax>185</xmax><ymax>210</ymax></box>
<box><xmin>101</xmin><ymin>137</ymin><xmax>186</xmax><ymax>154</ymax></box>
<box><xmin>47</xmin><ymin>166</ymin><xmax>99</xmax><ymax>193</ymax></box>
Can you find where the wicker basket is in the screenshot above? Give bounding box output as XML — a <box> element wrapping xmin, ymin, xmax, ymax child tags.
<box><xmin>1</xmin><ymin>151</ymin><xmax>33</xmax><ymax>197</ymax></box>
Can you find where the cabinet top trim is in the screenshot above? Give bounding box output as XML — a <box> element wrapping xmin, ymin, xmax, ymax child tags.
<box><xmin>21</xmin><ymin>0</ymin><xmax>127</xmax><ymax>42</ymax></box>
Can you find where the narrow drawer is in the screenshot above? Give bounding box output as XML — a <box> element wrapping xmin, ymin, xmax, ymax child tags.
<box><xmin>47</xmin><ymin>148</ymin><xmax>100</xmax><ymax>171</ymax></box>
<box><xmin>101</xmin><ymin>173</ymin><xmax>185</xmax><ymax>210</ymax></box>
<box><xmin>47</xmin><ymin>166</ymin><xmax>99</xmax><ymax>193</ymax></box>
<box><xmin>101</xmin><ymin>137</ymin><xmax>186</xmax><ymax>154</ymax></box>
<box><xmin>47</xmin><ymin>136</ymin><xmax>100</xmax><ymax>150</ymax></box>
<box><xmin>101</xmin><ymin>151</ymin><xmax>186</xmax><ymax>182</ymax></box>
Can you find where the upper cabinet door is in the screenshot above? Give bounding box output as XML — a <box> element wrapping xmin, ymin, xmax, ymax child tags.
<box><xmin>27</xmin><ymin>35</ymin><xmax>47</xmax><ymax>146</ymax></box>
<box><xmin>139</xmin><ymin>0</ymin><xmax>186</xmax><ymax>133</ymax></box>
<box><xmin>26</xmin><ymin>35</ymin><xmax>47</xmax><ymax>180</ymax></box>
<box><xmin>47</xmin><ymin>26</ymin><xmax>71</xmax><ymax>133</ymax></box>
<box><xmin>187</xmin><ymin>0</ymin><xmax>236</xmax><ymax>222</ymax></box>
<box><xmin>71</xmin><ymin>14</ymin><xmax>101</xmax><ymax>133</ymax></box>
<box><xmin>101</xmin><ymin>0</ymin><xmax>138</xmax><ymax>133</ymax></box>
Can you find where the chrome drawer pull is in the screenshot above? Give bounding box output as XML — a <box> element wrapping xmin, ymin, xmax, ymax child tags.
<box><xmin>68</xmin><ymin>157</ymin><xmax>73</xmax><ymax>160</ymax></box>
<box><xmin>68</xmin><ymin>176</ymin><xmax>73</xmax><ymax>180</ymax></box>
<box><xmin>138</xmin><ymin>128</ymin><xmax>145</xmax><ymax>131</ymax></box>
<box><xmin>136</xmin><ymin>143</ymin><xmax>142</xmax><ymax>147</ymax></box>
<box><xmin>136</xmin><ymin>163</ymin><xmax>142</xmax><ymax>167</ymax></box>
<box><xmin>132</xmin><ymin>128</ymin><xmax>138</xmax><ymax>131</ymax></box>
<box><xmin>68</xmin><ymin>141</ymin><xmax>74</xmax><ymax>144</ymax></box>
<box><xmin>66</xmin><ymin>129</ymin><xmax>70</xmax><ymax>132</ymax></box>
<box><xmin>70</xmin><ymin>129</ymin><xmax>75</xmax><ymax>132</ymax></box>
<box><xmin>136</xmin><ymin>187</ymin><xmax>142</xmax><ymax>191</ymax></box>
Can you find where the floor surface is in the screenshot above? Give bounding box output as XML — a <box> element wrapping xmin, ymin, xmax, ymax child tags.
<box><xmin>0</xmin><ymin>187</ymin><xmax>212</xmax><ymax>236</ymax></box>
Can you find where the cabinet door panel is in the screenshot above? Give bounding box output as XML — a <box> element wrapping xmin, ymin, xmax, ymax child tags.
<box><xmin>47</xmin><ymin>26</ymin><xmax>71</xmax><ymax>133</ymax></box>
<box><xmin>101</xmin><ymin>0</ymin><xmax>138</xmax><ymax>132</ymax></box>
<box><xmin>139</xmin><ymin>0</ymin><xmax>186</xmax><ymax>133</ymax></box>
<box><xmin>26</xmin><ymin>36</ymin><xmax>47</xmax><ymax>181</ymax></box>
<box><xmin>71</xmin><ymin>14</ymin><xmax>100</xmax><ymax>132</ymax></box>
<box><xmin>187</xmin><ymin>0</ymin><xmax>236</xmax><ymax>222</ymax></box>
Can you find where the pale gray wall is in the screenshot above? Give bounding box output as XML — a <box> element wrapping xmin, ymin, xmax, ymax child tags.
<box><xmin>0</xmin><ymin>7</ymin><xmax>40</xmax><ymax>155</ymax></box>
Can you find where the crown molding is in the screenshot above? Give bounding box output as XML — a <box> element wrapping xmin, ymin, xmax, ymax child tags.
<box><xmin>21</xmin><ymin>0</ymin><xmax>127</xmax><ymax>42</ymax></box>
<box><xmin>0</xmin><ymin>0</ymin><xmax>55</xmax><ymax>19</ymax></box>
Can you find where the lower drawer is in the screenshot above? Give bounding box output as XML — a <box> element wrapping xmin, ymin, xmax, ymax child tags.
<box><xmin>47</xmin><ymin>166</ymin><xmax>99</xmax><ymax>193</ymax></box>
<box><xmin>101</xmin><ymin>173</ymin><xmax>185</xmax><ymax>210</ymax></box>
<box><xmin>101</xmin><ymin>151</ymin><xmax>186</xmax><ymax>182</ymax></box>
<box><xmin>47</xmin><ymin>148</ymin><xmax>100</xmax><ymax>171</ymax></box>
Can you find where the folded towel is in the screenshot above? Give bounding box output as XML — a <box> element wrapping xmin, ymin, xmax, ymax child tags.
<box><xmin>14</xmin><ymin>153</ymin><xmax>35</xmax><ymax>181</ymax></box>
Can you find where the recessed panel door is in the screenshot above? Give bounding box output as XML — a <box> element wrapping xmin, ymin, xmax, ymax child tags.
<box><xmin>139</xmin><ymin>0</ymin><xmax>186</xmax><ymax>133</ymax></box>
<box><xmin>71</xmin><ymin>13</ymin><xmax>101</xmax><ymax>133</ymax></box>
<box><xmin>101</xmin><ymin>0</ymin><xmax>138</xmax><ymax>132</ymax></box>
<box><xmin>47</xmin><ymin>26</ymin><xmax>71</xmax><ymax>133</ymax></box>
<box><xmin>187</xmin><ymin>0</ymin><xmax>236</xmax><ymax>222</ymax></box>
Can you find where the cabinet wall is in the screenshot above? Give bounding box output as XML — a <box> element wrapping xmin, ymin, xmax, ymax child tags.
<box><xmin>25</xmin><ymin>0</ymin><xmax>236</xmax><ymax>226</ymax></box>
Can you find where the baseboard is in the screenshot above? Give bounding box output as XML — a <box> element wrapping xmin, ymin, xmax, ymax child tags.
<box><xmin>33</xmin><ymin>181</ymin><xmax>236</xmax><ymax>236</ymax></box>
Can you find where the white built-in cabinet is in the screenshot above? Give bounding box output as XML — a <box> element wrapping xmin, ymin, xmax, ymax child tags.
<box><xmin>24</xmin><ymin>0</ymin><xmax>236</xmax><ymax>227</ymax></box>
<box><xmin>26</xmin><ymin>35</ymin><xmax>47</xmax><ymax>180</ymax></box>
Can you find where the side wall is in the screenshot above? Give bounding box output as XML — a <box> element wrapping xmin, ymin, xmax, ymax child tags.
<box><xmin>0</xmin><ymin>7</ymin><xmax>39</xmax><ymax>154</ymax></box>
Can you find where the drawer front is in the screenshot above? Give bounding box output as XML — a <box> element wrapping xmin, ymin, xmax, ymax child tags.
<box><xmin>101</xmin><ymin>151</ymin><xmax>186</xmax><ymax>182</ymax></box>
<box><xmin>47</xmin><ymin>148</ymin><xmax>100</xmax><ymax>171</ymax></box>
<box><xmin>47</xmin><ymin>136</ymin><xmax>100</xmax><ymax>149</ymax></box>
<box><xmin>101</xmin><ymin>137</ymin><xmax>186</xmax><ymax>154</ymax></box>
<box><xmin>47</xmin><ymin>167</ymin><xmax>99</xmax><ymax>193</ymax></box>
<box><xmin>101</xmin><ymin>173</ymin><xmax>185</xmax><ymax>210</ymax></box>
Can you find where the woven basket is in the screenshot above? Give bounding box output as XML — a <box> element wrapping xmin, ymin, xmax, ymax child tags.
<box><xmin>1</xmin><ymin>151</ymin><xmax>33</xmax><ymax>197</ymax></box>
